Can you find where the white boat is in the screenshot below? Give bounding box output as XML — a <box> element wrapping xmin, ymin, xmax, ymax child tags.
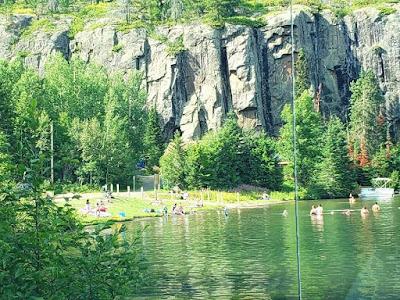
<box><xmin>360</xmin><ymin>178</ymin><xmax>394</xmax><ymax>200</ymax></box>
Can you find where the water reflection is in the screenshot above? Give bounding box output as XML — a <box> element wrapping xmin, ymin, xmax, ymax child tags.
<box><xmin>127</xmin><ymin>197</ymin><xmax>400</xmax><ymax>299</ymax></box>
<box><xmin>310</xmin><ymin>214</ymin><xmax>324</xmax><ymax>232</ymax></box>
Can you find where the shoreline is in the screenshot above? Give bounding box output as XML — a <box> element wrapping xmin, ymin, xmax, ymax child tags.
<box><xmin>54</xmin><ymin>191</ymin><xmax>291</xmax><ymax>225</ymax></box>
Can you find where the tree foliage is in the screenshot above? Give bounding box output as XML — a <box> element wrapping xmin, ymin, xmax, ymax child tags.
<box><xmin>348</xmin><ymin>70</ymin><xmax>385</xmax><ymax>167</ymax></box>
<box><xmin>278</xmin><ymin>90</ymin><xmax>323</xmax><ymax>189</ymax></box>
<box><xmin>310</xmin><ymin>117</ymin><xmax>355</xmax><ymax>198</ymax></box>
<box><xmin>0</xmin><ymin>55</ymin><xmax>148</xmax><ymax>186</ymax></box>
<box><xmin>143</xmin><ymin>107</ymin><xmax>164</xmax><ymax>170</ymax></box>
<box><xmin>160</xmin><ymin>131</ymin><xmax>186</xmax><ymax>188</ymax></box>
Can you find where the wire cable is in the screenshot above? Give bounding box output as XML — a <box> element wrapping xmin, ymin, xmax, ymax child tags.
<box><xmin>290</xmin><ymin>0</ymin><xmax>302</xmax><ymax>299</ymax></box>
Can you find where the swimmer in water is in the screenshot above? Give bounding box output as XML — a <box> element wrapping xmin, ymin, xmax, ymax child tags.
<box><xmin>349</xmin><ymin>193</ymin><xmax>355</xmax><ymax>203</ymax></box>
<box><xmin>310</xmin><ymin>205</ymin><xmax>317</xmax><ymax>216</ymax></box>
<box><xmin>282</xmin><ymin>209</ymin><xmax>288</xmax><ymax>217</ymax></box>
<box><xmin>372</xmin><ymin>202</ymin><xmax>380</xmax><ymax>212</ymax></box>
<box><xmin>316</xmin><ymin>204</ymin><xmax>323</xmax><ymax>215</ymax></box>
<box><xmin>342</xmin><ymin>209</ymin><xmax>351</xmax><ymax>216</ymax></box>
<box><xmin>360</xmin><ymin>206</ymin><xmax>369</xmax><ymax>215</ymax></box>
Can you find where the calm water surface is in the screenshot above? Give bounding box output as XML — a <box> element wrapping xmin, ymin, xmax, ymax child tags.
<box><xmin>128</xmin><ymin>197</ymin><xmax>400</xmax><ymax>299</ymax></box>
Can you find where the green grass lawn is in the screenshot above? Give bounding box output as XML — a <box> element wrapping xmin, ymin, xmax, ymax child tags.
<box><xmin>57</xmin><ymin>190</ymin><xmax>291</xmax><ymax>225</ymax></box>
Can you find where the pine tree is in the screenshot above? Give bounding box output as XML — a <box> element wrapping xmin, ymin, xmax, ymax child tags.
<box><xmin>311</xmin><ymin>117</ymin><xmax>354</xmax><ymax>198</ymax></box>
<box><xmin>278</xmin><ymin>90</ymin><xmax>323</xmax><ymax>189</ymax></box>
<box><xmin>0</xmin><ymin>131</ymin><xmax>12</xmax><ymax>183</ymax></box>
<box><xmin>143</xmin><ymin>107</ymin><xmax>164</xmax><ymax>170</ymax></box>
<box><xmin>295</xmin><ymin>49</ymin><xmax>310</xmax><ymax>97</ymax></box>
<box><xmin>349</xmin><ymin>70</ymin><xmax>385</xmax><ymax>166</ymax></box>
<box><xmin>160</xmin><ymin>132</ymin><xmax>186</xmax><ymax>188</ymax></box>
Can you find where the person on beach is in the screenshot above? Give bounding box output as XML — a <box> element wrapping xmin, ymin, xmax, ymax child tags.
<box><xmin>361</xmin><ymin>206</ymin><xmax>369</xmax><ymax>215</ymax></box>
<box><xmin>372</xmin><ymin>202</ymin><xmax>380</xmax><ymax>212</ymax></box>
<box><xmin>85</xmin><ymin>199</ymin><xmax>91</xmax><ymax>211</ymax></box>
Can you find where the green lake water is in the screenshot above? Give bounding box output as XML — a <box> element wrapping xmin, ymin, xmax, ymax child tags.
<box><xmin>129</xmin><ymin>197</ymin><xmax>400</xmax><ymax>299</ymax></box>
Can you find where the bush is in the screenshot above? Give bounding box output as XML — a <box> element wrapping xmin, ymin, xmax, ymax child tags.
<box><xmin>21</xmin><ymin>18</ymin><xmax>55</xmax><ymax>38</ymax></box>
<box><xmin>225</xmin><ymin>16</ymin><xmax>266</xmax><ymax>27</ymax></box>
<box><xmin>112</xmin><ymin>44</ymin><xmax>123</xmax><ymax>52</ymax></box>
<box><xmin>116</xmin><ymin>20</ymin><xmax>147</xmax><ymax>33</ymax></box>
<box><xmin>378</xmin><ymin>6</ymin><xmax>397</xmax><ymax>16</ymax></box>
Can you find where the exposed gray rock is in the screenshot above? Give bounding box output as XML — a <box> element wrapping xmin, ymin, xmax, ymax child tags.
<box><xmin>0</xmin><ymin>5</ymin><xmax>399</xmax><ymax>141</ymax></box>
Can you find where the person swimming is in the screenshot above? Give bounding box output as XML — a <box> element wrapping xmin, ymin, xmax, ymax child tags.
<box><xmin>282</xmin><ymin>209</ymin><xmax>288</xmax><ymax>217</ymax></box>
<box><xmin>372</xmin><ymin>202</ymin><xmax>380</xmax><ymax>212</ymax></box>
<box><xmin>361</xmin><ymin>206</ymin><xmax>369</xmax><ymax>215</ymax></box>
<box><xmin>342</xmin><ymin>209</ymin><xmax>351</xmax><ymax>216</ymax></box>
<box><xmin>316</xmin><ymin>204</ymin><xmax>323</xmax><ymax>215</ymax></box>
<box><xmin>349</xmin><ymin>193</ymin><xmax>355</xmax><ymax>203</ymax></box>
<box><xmin>310</xmin><ymin>205</ymin><xmax>317</xmax><ymax>216</ymax></box>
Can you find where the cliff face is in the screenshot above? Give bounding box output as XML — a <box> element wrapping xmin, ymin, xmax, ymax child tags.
<box><xmin>1</xmin><ymin>6</ymin><xmax>399</xmax><ymax>141</ymax></box>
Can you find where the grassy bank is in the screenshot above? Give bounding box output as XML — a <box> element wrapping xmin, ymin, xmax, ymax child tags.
<box><xmin>57</xmin><ymin>190</ymin><xmax>291</xmax><ymax>225</ymax></box>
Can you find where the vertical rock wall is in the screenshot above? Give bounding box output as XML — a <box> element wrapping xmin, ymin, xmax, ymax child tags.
<box><xmin>0</xmin><ymin>6</ymin><xmax>399</xmax><ymax>141</ymax></box>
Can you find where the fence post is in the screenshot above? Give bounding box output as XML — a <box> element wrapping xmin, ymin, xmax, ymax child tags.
<box><xmin>110</xmin><ymin>184</ymin><xmax>114</xmax><ymax>193</ymax></box>
<box><xmin>141</xmin><ymin>186</ymin><xmax>144</xmax><ymax>201</ymax></box>
<box><xmin>116</xmin><ymin>184</ymin><xmax>119</xmax><ymax>194</ymax></box>
<box><xmin>128</xmin><ymin>186</ymin><xmax>130</xmax><ymax>197</ymax></box>
<box><xmin>133</xmin><ymin>175</ymin><xmax>136</xmax><ymax>192</ymax></box>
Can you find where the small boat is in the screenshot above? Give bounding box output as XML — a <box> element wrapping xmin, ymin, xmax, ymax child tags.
<box><xmin>360</xmin><ymin>178</ymin><xmax>394</xmax><ymax>200</ymax></box>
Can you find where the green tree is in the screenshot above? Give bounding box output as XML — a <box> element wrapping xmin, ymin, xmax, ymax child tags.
<box><xmin>143</xmin><ymin>107</ymin><xmax>164</xmax><ymax>170</ymax></box>
<box><xmin>160</xmin><ymin>132</ymin><xmax>186</xmax><ymax>188</ymax></box>
<box><xmin>278</xmin><ymin>90</ymin><xmax>323</xmax><ymax>190</ymax></box>
<box><xmin>295</xmin><ymin>49</ymin><xmax>310</xmax><ymax>96</ymax></box>
<box><xmin>348</xmin><ymin>70</ymin><xmax>385</xmax><ymax>167</ymax></box>
<box><xmin>240</xmin><ymin>132</ymin><xmax>283</xmax><ymax>190</ymax></box>
<box><xmin>0</xmin><ymin>60</ymin><xmax>24</xmax><ymax>137</ymax></box>
<box><xmin>0</xmin><ymin>131</ymin><xmax>12</xmax><ymax>183</ymax></box>
<box><xmin>310</xmin><ymin>117</ymin><xmax>354</xmax><ymax>198</ymax></box>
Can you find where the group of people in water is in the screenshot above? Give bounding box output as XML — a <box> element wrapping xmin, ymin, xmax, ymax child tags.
<box><xmin>280</xmin><ymin>193</ymin><xmax>382</xmax><ymax>218</ymax></box>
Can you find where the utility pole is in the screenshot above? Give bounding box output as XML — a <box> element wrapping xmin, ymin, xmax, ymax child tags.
<box><xmin>50</xmin><ymin>121</ymin><xmax>54</xmax><ymax>184</ymax></box>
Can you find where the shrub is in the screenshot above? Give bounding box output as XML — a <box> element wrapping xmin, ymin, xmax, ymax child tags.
<box><xmin>225</xmin><ymin>16</ymin><xmax>266</xmax><ymax>27</ymax></box>
<box><xmin>116</xmin><ymin>20</ymin><xmax>147</xmax><ymax>33</ymax></box>
<box><xmin>378</xmin><ymin>6</ymin><xmax>396</xmax><ymax>16</ymax></box>
<box><xmin>112</xmin><ymin>44</ymin><xmax>123</xmax><ymax>52</ymax></box>
<box><xmin>21</xmin><ymin>18</ymin><xmax>55</xmax><ymax>38</ymax></box>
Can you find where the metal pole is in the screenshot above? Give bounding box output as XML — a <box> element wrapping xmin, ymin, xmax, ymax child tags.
<box><xmin>290</xmin><ymin>1</ymin><xmax>302</xmax><ymax>299</ymax></box>
<box><xmin>50</xmin><ymin>121</ymin><xmax>54</xmax><ymax>184</ymax></box>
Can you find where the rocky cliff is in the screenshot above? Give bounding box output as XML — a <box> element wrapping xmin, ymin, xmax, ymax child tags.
<box><xmin>1</xmin><ymin>6</ymin><xmax>399</xmax><ymax>141</ymax></box>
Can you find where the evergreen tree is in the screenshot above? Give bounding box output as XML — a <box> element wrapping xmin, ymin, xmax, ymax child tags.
<box><xmin>310</xmin><ymin>117</ymin><xmax>354</xmax><ymax>198</ymax></box>
<box><xmin>278</xmin><ymin>90</ymin><xmax>323</xmax><ymax>189</ymax></box>
<box><xmin>0</xmin><ymin>131</ymin><xmax>12</xmax><ymax>183</ymax></box>
<box><xmin>349</xmin><ymin>70</ymin><xmax>385</xmax><ymax>167</ymax></box>
<box><xmin>295</xmin><ymin>49</ymin><xmax>310</xmax><ymax>97</ymax></box>
<box><xmin>143</xmin><ymin>107</ymin><xmax>164</xmax><ymax>170</ymax></box>
<box><xmin>160</xmin><ymin>132</ymin><xmax>186</xmax><ymax>188</ymax></box>
<box><xmin>240</xmin><ymin>132</ymin><xmax>283</xmax><ymax>190</ymax></box>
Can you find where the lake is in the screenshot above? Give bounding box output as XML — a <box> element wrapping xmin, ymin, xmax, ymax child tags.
<box><xmin>128</xmin><ymin>197</ymin><xmax>400</xmax><ymax>299</ymax></box>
